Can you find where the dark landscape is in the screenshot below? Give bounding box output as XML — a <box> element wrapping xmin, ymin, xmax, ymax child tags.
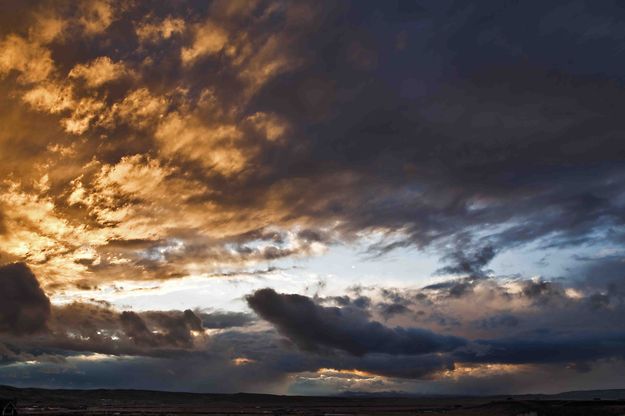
<box><xmin>2</xmin><ymin>386</ymin><xmax>625</xmax><ymax>416</ymax></box>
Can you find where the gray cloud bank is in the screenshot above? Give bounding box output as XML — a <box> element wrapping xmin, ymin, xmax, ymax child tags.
<box><xmin>2</xmin><ymin>262</ymin><xmax>625</xmax><ymax>394</ymax></box>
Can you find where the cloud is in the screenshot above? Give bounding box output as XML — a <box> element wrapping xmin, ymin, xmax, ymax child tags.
<box><xmin>199</xmin><ymin>311</ymin><xmax>255</xmax><ymax>329</ymax></box>
<box><xmin>135</xmin><ymin>16</ymin><xmax>185</xmax><ymax>43</ymax></box>
<box><xmin>181</xmin><ymin>21</ymin><xmax>228</xmax><ymax>64</ymax></box>
<box><xmin>244</xmin><ymin>273</ymin><xmax>625</xmax><ymax>378</ymax></box>
<box><xmin>246</xmin><ymin>288</ymin><xmax>466</xmax><ymax>356</ymax></box>
<box><xmin>2</xmin><ymin>0</ymin><xmax>601</xmax><ymax>288</ymax></box>
<box><xmin>78</xmin><ymin>0</ymin><xmax>115</xmax><ymax>35</ymax></box>
<box><xmin>0</xmin><ymin>2</ymin><xmax>623</xmax><ymax>292</ymax></box>
<box><xmin>29</xmin><ymin>12</ymin><xmax>66</xmax><ymax>44</ymax></box>
<box><xmin>0</xmin><ymin>35</ymin><xmax>54</xmax><ymax>83</ymax></box>
<box><xmin>0</xmin><ymin>263</ymin><xmax>50</xmax><ymax>335</ymax></box>
<box><xmin>0</xmin><ymin>266</ymin><xmax>222</xmax><ymax>362</ymax></box>
<box><xmin>120</xmin><ymin>311</ymin><xmax>161</xmax><ymax>347</ymax></box>
<box><xmin>21</xmin><ymin>82</ymin><xmax>74</xmax><ymax>113</ymax></box>
<box><xmin>69</xmin><ymin>57</ymin><xmax>133</xmax><ymax>88</ymax></box>
<box><xmin>0</xmin><ymin>266</ymin><xmax>457</xmax><ymax>389</ymax></box>
<box><xmin>435</xmin><ymin>240</ymin><xmax>497</xmax><ymax>279</ymax></box>
<box><xmin>137</xmin><ymin>310</ymin><xmax>204</xmax><ymax>348</ymax></box>
<box><xmin>0</xmin><ymin>264</ymin><xmax>625</xmax><ymax>393</ymax></box>
<box><xmin>456</xmin><ymin>332</ymin><xmax>625</xmax><ymax>366</ymax></box>
<box><xmin>0</xmin><ymin>209</ymin><xmax>7</xmax><ymax>235</ymax></box>
<box><xmin>154</xmin><ymin>112</ymin><xmax>247</xmax><ymax>176</ymax></box>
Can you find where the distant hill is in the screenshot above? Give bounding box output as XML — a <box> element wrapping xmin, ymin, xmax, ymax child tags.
<box><xmin>527</xmin><ymin>389</ymin><xmax>625</xmax><ymax>401</ymax></box>
<box><xmin>2</xmin><ymin>384</ymin><xmax>624</xmax><ymax>401</ymax></box>
<box><xmin>339</xmin><ymin>388</ymin><xmax>625</xmax><ymax>400</ymax></box>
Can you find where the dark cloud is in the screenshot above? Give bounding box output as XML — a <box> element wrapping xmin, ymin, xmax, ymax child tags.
<box><xmin>0</xmin><ymin>267</ymin><xmax>209</xmax><ymax>360</ymax></box>
<box><xmin>378</xmin><ymin>303</ymin><xmax>410</xmax><ymax>320</ymax></box>
<box><xmin>120</xmin><ymin>311</ymin><xmax>161</xmax><ymax>348</ymax></box>
<box><xmin>574</xmin><ymin>255</ymin><xmax>625</xmax><ymax>296</ymax></box>
<box><xmin>2</xmin><ymin>264</ymin><xmax>625</xmax><ymax>393</ymax></box>
<box><xmin>522</xmin><ymin>279</ymin><xmax>564</xmax><ymax>300</ymax></box>
<box><xmin>241</xmin><ymin>0</ymin><xmax>625</xmax><ymax>260</ymax></box>
<box><xmin>199</xmin><ymin>311</ymin><xmax>255</xmax><ymax>329</ymax></box>
<box><xmin>139</xmin><ymin>310</ymin><xmax>203</xmax><ymax>348</ymax></box>
<box><xmin>321</xmin><ymin>294</ymin><xmax>372</xmax><ymax>310</ymax></box>
<box><xmin>246</xmin><ymin>288</ymin><xmax>466</xmax><ymax>356</ymax></box>
<box><xmin>473</xmin><ymin>313</ymin><xmax>519</xmax><ymax>330</ymax></box>
<box><xmin>457</xmin><ymin>332</ymin><xmax>625</xmax><ymax>366</ymax></box>
<box><xmin>422</xmin><ymin>278</ymin><xmax>476</xmax><ymax>299</ymax></box>
<box><xmin>0</xmin><ymin>263</ymin><xmax>50</xmax><ymax>335</ymax></box>
<box><xmin>435</xmin><ymin>240</ymin><xmax>497</xmax><ymax>279</ymax></box>
<box><xmin>120</xmin><ymin>309</ymin><xmax>206</xmax><ymax>349</ymax></box>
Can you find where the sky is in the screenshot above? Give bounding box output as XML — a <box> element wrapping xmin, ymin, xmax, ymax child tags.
<box><xmin>0</xmin><ymin>0</ymin><xmax>625</xmax><ymax>396</ymax></box>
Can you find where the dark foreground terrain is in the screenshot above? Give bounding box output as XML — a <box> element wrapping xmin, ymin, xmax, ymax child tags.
<box><xmin>1</xmin><ymin>385</ymin><xmax>625</xmax><ymax>415</ymax></box>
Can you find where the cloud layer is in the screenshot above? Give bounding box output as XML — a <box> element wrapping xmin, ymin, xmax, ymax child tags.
<box><xmin>0</xmin><ymin>0</ymin><xmax>623</xmax><ymax>291</ymax></box>
<box><xmin>0</xmin><ymin>262</ymin><xmax>624</xmax><ymax>394</ymax></box>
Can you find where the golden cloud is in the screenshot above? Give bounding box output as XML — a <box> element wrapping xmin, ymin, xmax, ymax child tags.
<box><xmin>0</xmin><ymin>35</ymin><xmax>54</xmax><ymax>84</ymax></box>
<box><xmin>0</xmin><ymin>0</ymin><xmax>327</xmax><ymax>293</ymax></box>
<box><xmin>69</xmin><ymin>57</ymin><xmax>134</xmax><ymax>88</ymax></box>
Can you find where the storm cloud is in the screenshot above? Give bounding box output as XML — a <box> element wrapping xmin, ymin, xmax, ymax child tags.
<box><xmin>0</xmin><ymin>263</ymin><xmax>50</xmax><ymax>335</ymax></box>
<box><xmin>246</xmin><ymin>288</ymin><xmax>466</xmax><ymax>356</ymax></box>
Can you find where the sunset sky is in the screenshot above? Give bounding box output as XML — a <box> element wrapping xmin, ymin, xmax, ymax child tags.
<box><xmin>1</xmin><ymin>0</ymin><xmax>625</xmax><ymax>395</ymax></box>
